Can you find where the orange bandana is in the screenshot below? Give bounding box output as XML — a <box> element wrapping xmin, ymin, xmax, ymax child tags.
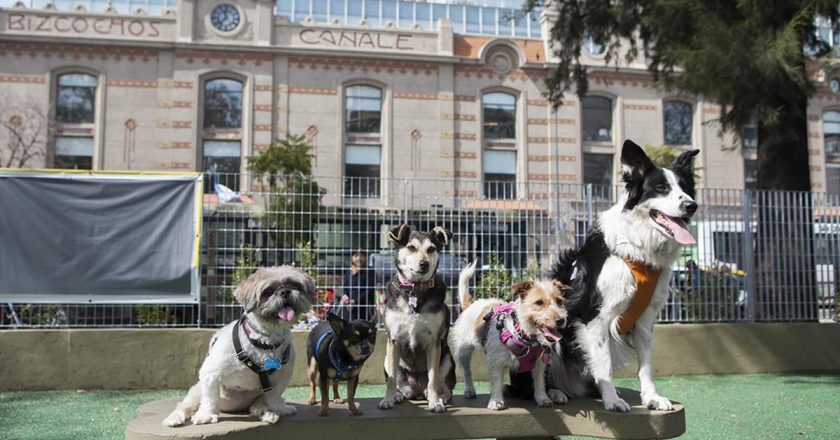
<box><xmin>616</xmin><ymin>259</ymin><xmax>662</xmax><ymax>336</ymax></box>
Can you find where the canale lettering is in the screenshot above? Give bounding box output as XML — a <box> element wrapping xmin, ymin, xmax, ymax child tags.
<box><xmin>6</xmin><ymin>13</ymin><xmax>162</xmax><ymax>38</ymax></box>
<box><xmin>299</xmin><ymin>29</ymin><xmax>413</xmax><ymax>50</ymax></box>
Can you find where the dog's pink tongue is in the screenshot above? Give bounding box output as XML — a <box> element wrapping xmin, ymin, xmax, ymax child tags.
<box><xmin>542</xmin><ymin>327</ymin><xmax>563</xmax><ymax>343</ymax></box>
<box><xmin>276</xmin><ymin>306</ymin><xmax>295</xmax><ymax>322</ymax></box>
<box><xmin>663</xmin><ymin>215</ymin><xmax>696</xmax><ymax>245</ymax></box>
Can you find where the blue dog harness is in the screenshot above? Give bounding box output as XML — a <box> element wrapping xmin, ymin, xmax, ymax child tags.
<box><xmin>315</xmin><ymin>331</ymin><xmax>368</xmax><ymax>381</ymax></box>
<box><xmin>232</xmin><ymin>316</ymin><xmax>290</xmax><ymax>393</ymax></box>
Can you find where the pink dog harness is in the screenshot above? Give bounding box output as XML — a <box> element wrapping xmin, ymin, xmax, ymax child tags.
<box><xmin>484</xmin><ymin>303</ymin><xmax>552</xmax><ymax>373</ymax></box>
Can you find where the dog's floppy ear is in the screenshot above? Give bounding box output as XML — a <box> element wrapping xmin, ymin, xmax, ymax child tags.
<box><xmin>297</xmin><ymin>268</ymin><xmax>317</xmax><ymax>304</ymax></box>
<box><xmin>430</xmin><ymin>226</ymin><xmax>453</xmax><ymax>248</ymax></box>
<box><xmin>511</xmin><ymin>280</ymin><xmax>534</xmax><ymax>301</ymax></box>
<box><xmin>326</xmin><ymin>312</ymin><xmax>346</xmax><ymax>334</ymax></box>
<box><xmin>621</xmin><ymin>139</ymin><xmax>656</xmax><ymax>176</ymax></box>
<box><xmin>388</xmin><ymin>224</ymin><xmax>411</xmax><ymax>246</ymax></box>
<box><xmin>233</xmin><ymin>269</ymin><xmax>264</xmax><ymax>313</ymax></box>
<box><xmin>621</xmin><ymin>140</ymin><xmax>656</xmax><ymax>211</ymax></box>
<box><xmin>551</xmin><ymin>280</ymin><xmax>570</xmax><ymax>298</ymax></box>
<box><xmin>669</xmin><ymin>149</ymin><xmax>700</xmax><ymax>198</ymax></box>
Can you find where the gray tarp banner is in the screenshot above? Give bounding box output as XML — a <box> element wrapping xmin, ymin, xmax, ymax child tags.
<box><xmin>0</xmin><ymin>171</ymin><xmax>202</xmax><ymax>303</ymax></box>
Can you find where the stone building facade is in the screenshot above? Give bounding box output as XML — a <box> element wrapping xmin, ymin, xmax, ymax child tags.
<box><xmin>1</xmin><ymin>0</ymin><xmax>839</xmax><ymax>199</ymax></box>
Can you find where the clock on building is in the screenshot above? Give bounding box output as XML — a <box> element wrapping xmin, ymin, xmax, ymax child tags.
<box><xmin>210</xmin><ymin>4</ymin><xmax>241</xmax><ymax>33</ymax></box>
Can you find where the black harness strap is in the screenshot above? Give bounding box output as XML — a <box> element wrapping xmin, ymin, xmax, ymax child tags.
<box><xmin>232</xmin><ymin>316</ymin><xmax>290</xmax><ymax>393</ymax></box>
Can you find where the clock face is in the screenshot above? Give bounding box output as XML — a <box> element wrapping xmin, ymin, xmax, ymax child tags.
<box><xmin>211</xmin><ymin>4</ymin><xmax>240</xmax><ymax>33</ymax></box>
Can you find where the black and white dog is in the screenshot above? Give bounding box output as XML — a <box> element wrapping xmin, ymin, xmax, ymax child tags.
<box><xmin>378</xmin><ymin>224</ymin><xmax>457</xmax><ymax>414</ymax></box>
<box><xmin>547</xmin><ymin>140</ymin><xmax>699</xmax><ymax>412</ymax></box>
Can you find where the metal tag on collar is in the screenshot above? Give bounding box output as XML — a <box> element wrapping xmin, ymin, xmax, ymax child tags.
<box><xmin>264</xmin><ymin>358</ymin><xmax>281</xmax><ymax>371</ymax></box>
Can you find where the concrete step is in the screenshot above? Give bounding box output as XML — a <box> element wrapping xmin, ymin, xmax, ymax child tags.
<box><xmin>126</xmin><ymin>388</ymin><xmax>684</xmax><ymax>440</ymax></box>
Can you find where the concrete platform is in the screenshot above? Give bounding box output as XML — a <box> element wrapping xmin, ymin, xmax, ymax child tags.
<box><xmin>125</xmin><ymin>388</ymin><xmax>685</xmax><ymax>440</ymax></box>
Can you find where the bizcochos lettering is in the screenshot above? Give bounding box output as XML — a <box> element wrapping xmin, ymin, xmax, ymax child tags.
<box><xmin>6</xmin><ymin>13</ymin><xmax>162</xmax><ymax>38</ymax></box>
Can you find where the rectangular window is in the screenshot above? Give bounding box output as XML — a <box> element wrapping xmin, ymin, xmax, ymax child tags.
<box><xmin>54</xmin><ymin>136</ymin><xmax>93</xmax><ymax>170</ymax></box>
<box><xmin>449</xmin><ymin>5</ymin><xmax>464</xmax><ymax>33</ymax></box>
<box><xmin>313</xmin><ymin>0</ymin><xmax>328</xmax><ymax>22</ymax></box>
<box><xmin>581</xmin><ymin>97</ymin><xmax>612</xmax><ymax>143</ymax></box>
<box><xmin>203</xmin><ymin>140</ymin><xmax>242</xmax><ymax>192</ymax></box>
<box><xmin>345</xmin><ymin>85</ymin><xmax>382</xmax><ymax>134</ymax></box>
<box><xmin>345</xmin><ymin>144</ymin><xmax>381</xmax><ymax>198</ymax></box>
<box><xmin>329</xmin><ymin>0</ymin><xmax>345</xmax><ymax>22</ymax></box>
<box><xmin>466</xmin><ymin>6</ymin><xmax>480</xmax><ymax>33</ymax></box>
<box><xmin>663</xmin><ymin>100</ymin><xmax>693</xmax><ymax>145</ymax></box>
<box><xmin>364</xmin><ymin>0</ymin><xmax>380</xmax><ymax>25</ymax></box>
<box><xmin>382</xmin><ymin>0</ymin><xmax>397</xmax><ymax>24</ymax></box>
<box><xmin>742</xmin><ymin>122</ymin><xmax>758</xmax><ymax>149</ymax></box>
<box><xmin>481</xmin><ymin>7</ymin><xmax>496</xmax><ymax>35</ymax></box>
<box><xmin>483</xmin><ymin>149</ymin><xmax>517</xmax><ymax>199</ymax></box>
<box><xmin>415</xmin><ymin>2</ymin><xmax>430</xmax><ymax>29</ymax></box>
<box><xmin>827</xmin><ymin>165</ymin><xmax>840</xmax><ymax>194</ymax></box>
<box><xmin>583</xmin><ymin>153</ymin><xmax>613</xmax><ymax>199</ymax></box>
<box><xmin>744</xmin><ymin>158</ymin><xmax>758</xmax><ymax>190</ymax></box>
<box><xmin>398</xmin><ymin>1</ymin><xmax>413</xmax><ymax>28</ymax></box>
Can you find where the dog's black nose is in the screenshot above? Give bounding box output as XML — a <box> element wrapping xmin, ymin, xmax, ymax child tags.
<box><xmin>279</xmin><ymin>289</ymin><xmax>292</xmax><ymax>297</ymax></box>
<box><xmin>556</xmin><ymin>317</ymin><xmax>567</xmax><ymax>329</ymax></box>
<box><xmin>681</xmin><ymin>201</ymin><xmax>697</xmax><ymax>215</ymax></box>
<box><xmin>419</xmin><ymin>261</ymin><xmax>430</xmax><ymax>272</ymax></box>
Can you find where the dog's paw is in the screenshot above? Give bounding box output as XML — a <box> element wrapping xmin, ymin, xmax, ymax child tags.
<box><xmin>464</xmin><ymin>388</ymin><xmax>477</xmax><ymax>399</ymax></box>
<box><xmin>394</xmin><ymin>392</ymin><xmax>406</xmax><ymax>404</ymax></box>
<box><xmin>275</xmin><ymin>404</ymin><xmax>297</xmax><ymax>417</ymax></box>
<box><xmin>643</xmin><ymin>394</ymin><xmax>673</xmax><ymax>411</ymax></box>
<box><xmin>190</xmin><ymin>411</ymin><xmax>218</xmax><ymax>425</ymax></box>
<box><xmin>332</xmin><ymin>397</ymin><xmax>344</xmax><ymax>404</ymax></box>
<box><xmin>603</xmin><ymin>396</ymin><xmax>631</xmax><ymax>413</ymax></box>
<box><xmin>260</xmin><ymin>411</ymin><xmax>280</xmax><ymax>424</ymax></box>
<box><xmin>535</xmin><ymin>395</ymin><xmax>554</xmax><ymax>408</ymax></box>
<box><xmin>548</xmin><ymin>389</ymin><xmax>568</xmax><ymax>405</ymax></box>
<box><xmin>317</xmin><ymin>405</ymin><xmax>329</xmax><ymax>417</ymax></box>
<box><xmin>349</xmin><ymin>403</ymin><xmax>363</xmax><ymax>415</ymax></box>
<box><xmin>428</xmin><ymin>399</ymin><xmax>446</xmax><ymax>414</ymax></box>
<box><xmin>307</xmin><ymin>397</ymin><xmax>318</xmax><ymax>405</ymax></box>
<box><xmin>378</xmin><ymin>398</ymin><xmax>395</xmax><ymax>410</ymax></box>
<box><xmin>162</xmin><ymin>412</ymin><xmax>186</xmax><ymax>427</ymax></box>
<box><xmin>487</xmin><ymin>399</ymin><xmax>507</xmax><ymax>411</ymax></box>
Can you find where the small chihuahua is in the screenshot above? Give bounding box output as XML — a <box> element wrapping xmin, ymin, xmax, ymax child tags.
<box><xmin>306</xmin><ymin>312</ymin><xmax>377</xmax><ymax>416</ymax></box>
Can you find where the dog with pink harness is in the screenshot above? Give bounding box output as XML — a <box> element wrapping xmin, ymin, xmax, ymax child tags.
<box><xmin>450</xmin><ymin>261</ymin><xmax>570</xmax><ymax>410</ymax></box>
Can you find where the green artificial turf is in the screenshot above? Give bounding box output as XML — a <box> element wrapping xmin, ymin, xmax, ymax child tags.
<box><xmin>1</xmin><ymin>375</ymin><xmax>838</xmax><ymax>439</ymax></box>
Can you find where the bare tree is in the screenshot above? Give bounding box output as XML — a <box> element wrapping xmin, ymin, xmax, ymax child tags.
<box><xmin>0</xmin><ymin>92</ymin><xmax>51</xmax><ymax>168</ymax></box>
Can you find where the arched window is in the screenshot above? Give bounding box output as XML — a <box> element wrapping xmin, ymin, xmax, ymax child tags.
<box><xmin>663</xmin><ymin>100</ymin><xmax>693</xmax><ymax>145</ymax></box>
<box><xmin>204</xmin><ymin>78</ymin><xmax>243</xmax><ymax>129</ymax></box>
<box><xmin>56</xmin><ymin>73</ymin><xmax>97</xmax><ymax>123</ymax></box>
<box><xmin>482</xmin><ymin>92</ymin><xmax>517</xmax><ymax>199</ymax></box>
<box><xmin>345</xmin><ymin>85</ymin><xmax>382</xmax><ymax>134</ymax></box>
<box><xmin>202</xmin><ymin>77</ymin><xmax>244</xmax><ymax>192</ymax></box>
<box><xmin>581</xmin><ymin>96</ymin><xmax>612</xmax><ymax>142</ymax></box>
<box><xmin>823</xmin><ymin>111</ymin><xmax>840</xmax><ymax>155</ymax></box>
<box><xmin>483</xmin><ymin>92</ymin><xmax>516</xmax><ymax>140</ymax></box>
<box><xmin>344</xmin><ymin>85</ymin><xmax>383</xmax><ymax>197</ymax></box>
<box><xmin>53</xmin><ymin>72</ymin><xmax>97</xmax><ymax>170</ymax></box>
<box><xmin>583</xmin><ymin>34</ymin><xmax>606</xmax><ymax>56</ymax></box>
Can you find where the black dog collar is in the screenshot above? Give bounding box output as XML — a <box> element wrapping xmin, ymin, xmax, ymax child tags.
<box><xmin>232</xmin><ymin>316</ymin><xmax>290</xmax><ymax>393</ymax></box>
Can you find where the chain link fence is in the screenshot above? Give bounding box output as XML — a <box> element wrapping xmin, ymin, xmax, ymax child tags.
<box><xmin>2</xmin><ymin>174</ymin><xmax>838</xmax><ymax>327</ymax></box>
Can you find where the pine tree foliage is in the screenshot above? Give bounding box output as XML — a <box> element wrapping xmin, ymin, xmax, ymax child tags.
<box><xmin>528</xmin><ymin>0</ymin><xmax>839</xmax><ymax>189</ymax></box>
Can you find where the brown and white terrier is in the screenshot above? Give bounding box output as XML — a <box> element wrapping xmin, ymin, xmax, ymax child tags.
<box><xmin>450</xmin><ymin>261</ymin><xmax>570</xmax><ymax>410</ymax></box>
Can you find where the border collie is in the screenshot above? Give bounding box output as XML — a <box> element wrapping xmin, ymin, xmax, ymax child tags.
<box><xmin>547</xmin><ymin>140</ymin><xmax>699</xmax><ymax>412</ymax></box>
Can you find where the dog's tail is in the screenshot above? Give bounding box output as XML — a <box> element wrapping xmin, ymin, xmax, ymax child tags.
<box><xmin>458</xmin><ymin>259</ymin><xmax>478</xmax><ymax>310</ymax></box>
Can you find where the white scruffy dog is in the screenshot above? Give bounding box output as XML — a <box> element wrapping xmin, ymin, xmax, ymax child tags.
<box><xmin>163</xmin><ymin>266</ymin><xmax>316</xmax><ymax>426</ymax></box>
<box><xmin>450</xmin><ymin>261</ymin><xmax>569</xmax><ymax>411</ymax></box>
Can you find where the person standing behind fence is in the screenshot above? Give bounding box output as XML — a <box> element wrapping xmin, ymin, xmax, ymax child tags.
<box><xmin>336</xmin><ymin>252</ymin><xmax>375</xmax><ymax>321</ymax></box>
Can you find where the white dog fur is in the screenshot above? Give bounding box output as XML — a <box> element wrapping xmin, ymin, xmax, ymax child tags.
<box><xmin>163</xmin><ymin>266</ymin><xmax>315</xmax><ymax>426</ymax></box>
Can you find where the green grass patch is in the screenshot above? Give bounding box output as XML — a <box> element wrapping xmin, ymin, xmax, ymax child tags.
<box><xmin>1</xmin><ymin>374</ymin><xmax>838</xmax><ymax>439</ymax></box>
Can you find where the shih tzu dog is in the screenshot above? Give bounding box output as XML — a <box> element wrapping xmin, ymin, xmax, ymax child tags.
<box><xmin>163</xmin><ymin>266</ymin><xmax>316</xmax><ymax>427</ymax></box>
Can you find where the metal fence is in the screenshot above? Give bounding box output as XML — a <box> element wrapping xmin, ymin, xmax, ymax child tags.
<box><xmin>2</xmin><ymin>174</ymin><xmax>839</xmax><ymax>328</ymax></box>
